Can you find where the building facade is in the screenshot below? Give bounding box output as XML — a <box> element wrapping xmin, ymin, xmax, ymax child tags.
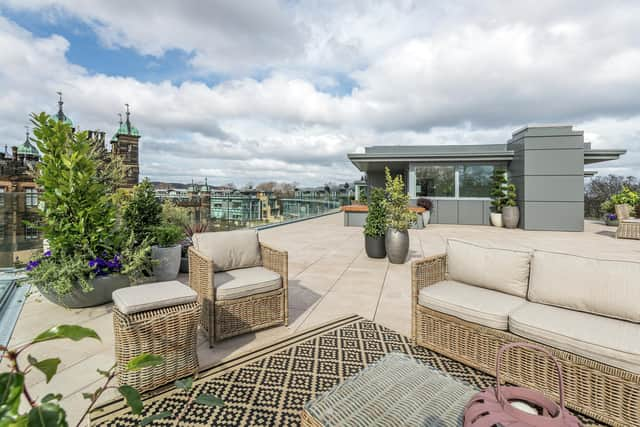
<box><xmin>348</xmin><ymin>125</ymin><xmax>626</xmax><ymax>231</ymax></box>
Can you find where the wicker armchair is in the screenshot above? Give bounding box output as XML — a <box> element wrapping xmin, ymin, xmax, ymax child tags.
<box><xmin>189</xmin><ymin>238</ymin><xmax>288</xmax><ymax>347</ymax></box>
<box><xmin>412</xmin><ymin>254</ymin><xmax>640</xmax><ymax>427</ymax></box>
<box><xmin>615</xmin><ymin>204</ymin><xmax>640</xmax><ymax>240</ymax></box>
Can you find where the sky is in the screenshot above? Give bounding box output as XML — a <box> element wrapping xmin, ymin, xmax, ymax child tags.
<box><xmin>0</xmin><ymin>1</ymin><xmax>639</xmax><ymax>186</ymax></box>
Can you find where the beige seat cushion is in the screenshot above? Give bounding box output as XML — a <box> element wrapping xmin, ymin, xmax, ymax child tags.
<box><xmin>113</xmin><ymin>280</ymin><xmax>197</xmax><ymax>314</ymax></box>
<box><xmin>192</xmin><ymin>229</ymin><xmax>262</xmax><ymax>272</ymax></box>
<box><xmin>528</xmin><ymin>250</ymin><xmax>640</xmax><ymax>323</ymax></box>
<box><xmin>215</xmin><ymin>266</ymin><xmax>281</xmax><ymax>300</ymax></box>
<box><xmin>446</xmin><ymin>239</ymin><xmax>532</xmax><ymax>297</ymax></box>
<box><xmin>510</xmin><ymin>303</ymin><xmax>640</xmax><ymax>374</ymax></box>
<box><xmin>418</xmin><ymin>280</ymin><xmax>526</xmax><ymax>330</ymax></box>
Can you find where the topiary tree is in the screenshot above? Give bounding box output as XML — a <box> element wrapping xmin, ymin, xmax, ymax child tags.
<box><xmin>384</xmin><ymin>167</ymin><xmax>414</xmax><ymax>231</ymax></box>
<box><xmin>504</xmin><ymin>183</ymin><xmax>517</xmax><ymax>207</ymax></box>
<box><xmin>123</xmin><ymin>178</ymin><xmax>162</xmax><ymax>245</ymax></box>
<box><xmin>363</xmin><ymin>187</ymin><xmax>387</xmax><ymax>238</ymax></box>
<box><xmin>490</xmin><ymin>169</ymin><xmax>508</xmax><ymax>213</ymax></box>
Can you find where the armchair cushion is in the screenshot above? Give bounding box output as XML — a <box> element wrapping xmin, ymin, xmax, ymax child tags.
<box><xmin>528</xmin><ymin>250</ymin><xmax>640</xmax><ymax>323</ymax></box>
<box><xmin>510</xmin><ymin>302</ymin><xmax>640</xmax><ymax>374</ymax></box>
<box><xmin>418</xmin><ymin>280</ymin><xmax>526</xmax><ymax>330</ymax></box>
<box><xmin>192</xmin><ymin>229</ymin><xmax>262</xmax><ymax>272</ymax></box>
<box><xmin>215</xmin><ymin>266</ymin><xmax>281</xmax><ymax>300</ymax></box>
<box><xmin>446</xmin><ymin>239</ymin><xmax>532</xmax><ymax>297</ymax></box>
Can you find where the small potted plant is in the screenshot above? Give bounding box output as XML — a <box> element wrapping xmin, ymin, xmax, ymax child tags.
<box><xmin>363</xmin><ymin>187</ymin><xmax>387</xmax><ymax>258</ymax></box>
<box><xmin>604</xmin><ymin>213</ymin><xmax>618</xmax><ymax>226</ymax></box>
<box><xmin>384</xmin><ymin>167</ymin><xmax>415</xmax><ymax>264</ymax></box>
<box><xmin>490</xmin><ymin>169</ymin><xmax>507</xmax><ymax>227</ymax></box>
<box><xmin>151</xmin><ymin>224</ymin><xmax>184</xmax><ymax>281</ymax></box>
<box><xmin>502</xmin><ymin>183</ymin><xmax>519</xmax><ymax>229</ymax></box>
<box><xmin>416</xmin><ymin>198</ymin><xmax>432</xmax><ymax>225</ymax></box>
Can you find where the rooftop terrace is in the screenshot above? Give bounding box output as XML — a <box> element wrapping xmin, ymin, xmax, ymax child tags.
<box><xmin>6</xmin><ymin>213</ymin><xmax>639</xmax><ymax>424</ymax></box>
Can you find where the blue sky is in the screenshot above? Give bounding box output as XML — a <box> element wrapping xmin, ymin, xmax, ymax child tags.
<box><xmin>0</xmin><ymin>1</ymin><xmax>638</xmax><ymax>184</ymax></box>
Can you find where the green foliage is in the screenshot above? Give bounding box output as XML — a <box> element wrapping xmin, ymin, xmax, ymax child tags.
<box><xmin>504</xmin><ymin>183</ymin><xmax>517</xmax><ymax>207</ymax></box>
<box><xmin>363</xmin><ymin>188</ymin><xmax>387</xmax><ymax>238</ymax></box>
<box><xmin>0</xmin><ymin>325</ymin><xmax>223</xmax><ymax>427</ymax></box>
<box><xmin>384</xmin><ymin>167</ymin><xmax>414</xmax><ymax>232</ymax></box>
<box><xmin>490</xmin><ymin>169</ymin><xmax>508</xmax><ymax>213</ymax></box>
<box><xmin>31</xmin><ymin>113</ymin><xmax>115</xmax><ymax>257</ymax></box>
<box><xmin>610</xmin><ymin>186</ymin><xmax>639</xmax><ymax>207</ymax></box>
<box><xmin>161</xmin><ymin>200</ymin><xmax>191</xmax><ymax>228</ymax></box>
<box><xmin>585</xmin><ymin>175</ymin><xmax>639</xmax><ymax>218</ymax></box>
<box><xmin>152</xmin><ymin>225</ymin><xmax>184</xmax><ymax>247</ymax></box>
<box><xmin>123</xmin><ymin>178</ymin><xmax>162</xmax><ymax>245</ymax></box>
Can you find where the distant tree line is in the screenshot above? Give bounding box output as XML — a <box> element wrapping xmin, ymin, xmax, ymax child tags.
<box><xmin>584</xmin><ymin>174</ymin><xmax>639</xmax><ymax>218</ymax></box>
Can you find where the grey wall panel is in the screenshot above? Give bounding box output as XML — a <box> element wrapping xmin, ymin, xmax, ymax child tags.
<box><xmin>437</xmin><ymin>200</ymin><xmax>458</xmax><ymax>224</ymax></box>
<box><xmin>458</xmin><ymin>200</ymin><xmax>485</xmax><ymax>225</ymax></box>
<box><xmin>521</xmin><ymin>135</ymin><xmax>584</xmax><ymax>150</ymax></box>
<box><xmin>524</xmin><ymin>149</ymin><xmax>583</xmax><ymax>175</ymax></box>
<box><xmin>513</xmin><ymin>126</ymin><xmax>581</xmax><ymax>138</ymax></box>
<box><xmin>367</xmin><ymin>171</ymin><xmax>385</xmax><ymax>188</ymax></box>
<box><xmin>523</xmin><ymin>176</ymin><xmax>584</xmax><ymax>202</ymax></box>
<box><xmin>431</xmin><ymin>200</ymin><xmax>439</xmax><ymax>223</ymax></box>
<box><xmin>482</xmin><ymin>201</ymin><xmax>491</xmax><ymax>225</ymax></box>
<box><xmin>522</xmin><ymin>202</ymin><xmax>584</xmax><ymax>231</ymax></box>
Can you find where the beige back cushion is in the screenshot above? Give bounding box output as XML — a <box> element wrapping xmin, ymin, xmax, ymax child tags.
<box><xmin>446</xmin><ymin>239</ymin><xmax>531</xmax><ymax>297</ymax></box>
<box><xmin>192</xmin><ymin>229</ymin><xmax>262</xmax><ymax>272</ymax></box>
<box><xmin>529</xmin><ymin>250</ymin><xmax>640</xmax><ymax>323</ymax></box>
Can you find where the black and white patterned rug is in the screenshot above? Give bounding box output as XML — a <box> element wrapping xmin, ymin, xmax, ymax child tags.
<box><xmin>91</xmin><ymin>315</ymin><xmax>601</xmax><ymax>426</ymax></box>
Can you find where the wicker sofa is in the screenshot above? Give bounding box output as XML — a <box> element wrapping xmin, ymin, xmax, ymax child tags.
<box><xmin>189</xmin><ymin>229</ymin><xmax>288</xmax><ymax>347</ymax></box>
<box><xmin>615</xmin><ymin>203</ymin><xmax>640</xmax><ymax>240</ymax></box>
<box><xmin>412</xmin><ymin>239</ymin><xmax>640</xmax><ymax>427</ymax></box>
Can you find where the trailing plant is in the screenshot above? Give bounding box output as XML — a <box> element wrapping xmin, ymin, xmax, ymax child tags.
<box><xmin>363</xmin><ymin>188</ymin><xmax>387</xmax><ymax>238</ymax></box>
<box><xmin>384</xmin><ymin>167</ymin><xmax>414</xmax><ymax>232</ymax></box>
<box><xmin>0</xmin><ymin>324</ymin><xmax>222</xmax><ymax>427</ymax></box>
<box><xmin>490</xmin><ymin>169</ymin><xmax>508</xmax><ymax>213</ymax></box>
<box><xmin>123</xmin><ymin>178</ymin><xmax>162</xmax><ymax>246</ymax></box>
<box><xmin>25</xmin><ymin>114</ymin><xmax>152</xmax><ymax>296</ymax></box>
<box><xmin>152</xmin><ymin>225</ymin><xmax>184</xmax><ymax>248</ymax></box>
<box><xmin>416</xmin><ymin>198</ymin><xmax>432</xmax><ymax>211</ymax></box>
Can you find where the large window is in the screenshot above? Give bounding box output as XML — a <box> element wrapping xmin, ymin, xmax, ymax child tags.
<box><xmin>415</xmin><ymin>165</ymin><xmax>455</xmax><ymax>197</ymax></box>
<box><xmin>413</xmin><ymin>164</ymin><xmax>497</xmax><ymax>198</ymax></box>
<box><xmin>459</xmin><ymin>165</ymin><xmax>495</xmax><ymax>197</ymax></box>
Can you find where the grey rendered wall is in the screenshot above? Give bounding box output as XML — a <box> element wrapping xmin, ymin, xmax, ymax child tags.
<box><xmin>507</xmin><ymin>126</ymin><xmax>584</xmax><ymax>231</ymax></box>
<box><xmin>411</xmin><ymin>199</ymin><xmax>490</xmax><ymax>225</ymax></box>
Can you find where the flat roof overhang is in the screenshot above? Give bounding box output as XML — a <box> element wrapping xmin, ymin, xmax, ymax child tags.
<box><xmin>584</xmin><ymin>149</ymin><xmax>627</xmax><ymax>165</ymax></box>
<box><xmin>347</xmin><ymin>151</ymin><xmax>514</xmax><ymax>172</ymax></box>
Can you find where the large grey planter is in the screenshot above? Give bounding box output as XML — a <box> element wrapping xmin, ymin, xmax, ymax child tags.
<box><xmin>502</xmin><ymin>206</ymin><xmax>520</xmax><ymax>229</ymax></box>
<box><xmin>365</xmin><ymin>235</ymin><xmax>386</xmax><ymax>258</ymax></box>
<box><xmin>385</xmin><ymin>228</ymin><xmax>409</xmax><ymax>264</ymax></box>
<box><xmin>152</xmin><ymin>244</ymin><xmax>181</xmax><ymax>281</ymax></box>
<box><xmin>38</xmin><ymin>274</ymin><xmax>130</xmax><ymax>308</ymax></box>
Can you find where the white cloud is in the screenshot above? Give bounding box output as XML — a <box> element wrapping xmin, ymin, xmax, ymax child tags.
<box><xmin>0</xmin><ymin>1</ymin><xmax>639</xmax><ymax>185</ymax></box>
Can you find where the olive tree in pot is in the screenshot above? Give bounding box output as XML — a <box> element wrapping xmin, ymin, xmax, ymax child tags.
<box><xmin>151</xmin><ymin>224</ymin><xmax>184</xmax><ymax>281</ymax></box>
<box><xmin>502</xmin><ymin>182</ymin><xmax>520</xmax><ymax>229</ymax></box>
<box><xmin>363</xmin><ymin>188</ymin><xmax>387</xmax><ymax>258</ymax></box>
<box><xmin>26</xmin><ymin>114</ymin><xmax>152</xmax><ymax>308</ymax></box>
<box><xmin>490</xmin><ymin>169</ymin><xmax>508</xmax><ymax>227</ymax></box>
<box><xmin>384</xmin><ymin>167</ymin><xmax>415</xmax><ymax>264</ymax></box>
<box><xmin>416</xmin><ymin>198</ymin><xmax>432</xmax><ymax>225</ymax></box>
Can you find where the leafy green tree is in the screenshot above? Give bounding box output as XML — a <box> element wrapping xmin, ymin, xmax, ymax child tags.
<box><xmin>123</xmin><ymin>178</ymin><xmax>162</xmax><ymax>245</ymax></box>
<box><xmin>363</xmin><ymin>188</ymin><xmax>387</xmax><ymax>238</ymax></box>
<box><xmin>490</xmin><ymin>169</ymin><xmax>508</xmax><ymax>213</ymax></box>
<box><xmin>384</xmin><ymin>167</ymin><xmax>414</xmax><ymax>231</ymax></box>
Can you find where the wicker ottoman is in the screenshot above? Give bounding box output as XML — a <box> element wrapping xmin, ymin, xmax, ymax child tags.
<box><xmin>112</xmin><ymin>281</ymin><xmax>200</xmax><ymax>393</ymax></box>
<box><xmin>301</xmin><ymin>353</ymin><xmax>477</xmax><ymax>427</ymax></box>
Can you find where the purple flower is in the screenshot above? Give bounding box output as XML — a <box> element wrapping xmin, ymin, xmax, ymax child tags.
<box><xmin>43</xmin><ymin>250</ymin><xmax>52</xmax><ymax>258</ymax></box>
<box><xmin>26</xmin><ymin>260</ymin><xmax>40</xmax><ymax>271</ymax></box>
<box><xmin>607</xmin><ymin>213</ymin><xmax>617</xmax><ymax>220</ymax></box>
<box><xmin>88</xmin><ymin>259</ymin><xmax>97</xmax><ymax>268</ymax></box>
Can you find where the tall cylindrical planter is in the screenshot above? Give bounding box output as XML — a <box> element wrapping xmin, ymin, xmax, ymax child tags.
<box><xmin>152</xmin><ymin>244</ymin><xmax>181</xmax><ymax>281</ymax></box>
<box><xmin>422</xmin><ymin>211</ymin><xmax>431</xmax><ymax>225</ymax></box>
<box><xmin>365</xmin><ymin>235</ymin><xmax>386</xmax><ymax>258</ymax></box>
<box><xmin>502</xmin><ymin>206</ymin><xmax>520</xmax><ymax>229</ymax></box>
<box><xmin>385</xmin><ymin>228</ymin><xmax>409</xmax><ymax>264</ymax></box>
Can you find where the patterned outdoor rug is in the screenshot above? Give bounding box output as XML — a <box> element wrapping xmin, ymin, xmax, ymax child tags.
<box><xmin>91</xmin><ymin>315</ymin><xmax>601</xmax><ymax>426</ymax></box>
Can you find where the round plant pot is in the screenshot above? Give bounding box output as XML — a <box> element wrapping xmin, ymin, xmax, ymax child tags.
<box><xmin>365</xmin><ymin>235</ymin><xmax>386</xmax><ymax>258</ymax></box>
<box><xmin>502</xmin><ymin>206</ymin><xmax>520</xmax><ymax>229</ymax></box>
<box><xmin>385</xmin><ymin>228</ymin><xmax>410</xmax><ymax>264</ymax></box>
<box><xmin>38</xmin><ymin>274</ymin><xmax>130</xmax><ymax>308</ymax></box>
<box><xmin>421</xmin><ymin>210</ymin><xmax>431</xmax><ymax>225</ymax></box>
<box><xmin>152</xmin><ymin>244</ymin><xmax>181</xmax><ymax>282</ymax></box>
<box><xmin>490</xmin><ymin>212</ymin><xmax>504</xmax><ymax>227</ymax></box>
